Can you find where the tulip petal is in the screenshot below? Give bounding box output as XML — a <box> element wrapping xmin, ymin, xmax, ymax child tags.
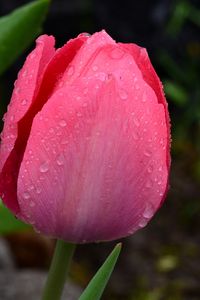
<box><xmin>119</xmin><ymin>43</ymin><xmax>171</xmax><ymax>169</ymax></box>
<box><xmin>60</xmin><ymin>30</ymin><xmax>115</xmax><ymax>85</ymax></box>
<box><xmin>0</xmin><ymin>35</ymin><xmax>55</xmax><ymax>213</ymax></box>
<box><xmin>17</xmin><ymin>45</ymin><xmax>169</xmax><ymax>242</ymax></box>
<box><xmin>0</xmin><ymin>34</ymin><xmax>87</xmax><ymax>213</ymax></box>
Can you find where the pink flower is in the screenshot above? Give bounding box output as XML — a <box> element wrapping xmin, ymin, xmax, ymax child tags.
<box><xmin>0</xmin><ymin>31</ymin><xmax>170</xmax><ymax>243</ymax></box>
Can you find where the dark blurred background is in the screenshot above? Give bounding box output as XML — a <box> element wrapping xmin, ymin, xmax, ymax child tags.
<box><xmin>0</xmin><ymin>1</ymin><xmax>200</xmax><ymax>299</ymax></box>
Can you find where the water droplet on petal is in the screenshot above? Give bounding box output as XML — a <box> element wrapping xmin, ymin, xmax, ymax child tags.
<box><xmin>23</xmin><ymin>192</ymin><xmax>30</xmax><ymax>199</ymax></box>
<box><xmin>56</xmin><ymin>153</ymin><xmax>65</xmax><ymax>166</ymax></box>
<box><xmin>28</xmin><ymin>185</ymin><xmax>34</xmax><ymax>191</ymax></box>
<box><xmin>22</xmin><ymin>70</ymin><xmax>28</xmax><ymax>78</ymax></box>
<box><xmin>21</xmin><ymin>99</ymin><xmax>28</xmax><ymax>105</ymax></box>
<box><xmin>80</xmin><ymin>32</ymin><xmax>91</xmax><ymax>37</ymax></box>
<box><xmin>67</xmin><ymin>65</ymin><xmax>74</xmax><ymax>76</ymax></box>
<box><xmin>10</xmin><ymin>133</ymin><xmax>16</xmax><ymax>139</ymax></box>
<box><xmin>92</xmin><ymin>65</ymin><xmax>98</xmax><ymax>71</ymax></box>
<box><xmin>96</xmin><ymin>72</ymin><xmax>107</xmax><ymax>81</ymax></box>
<box><xmin>143</xmin><ymin>203</ymin><xmax>154</xmax><ymax>218</ymax></box>
<box><xmin>144</xmin><ymin>149</ymin><xmax>152</xmax><ymax>157</ymax></box>
<box><xmin>138</xmin><ymin>218</ymin><xmax>148</xmax><ymax>228</ymax></box>
<box><xmin>30</xmin><ymin>52</ymin><xmax>36</xmax><ymax>59</ymax></box>
<box><xmin>119</xmin><ymin>89</ymin><xmax>128</xmax><ymax>100</ymax></box>
<box><xmin>10</xmin><ymin>115</ymin><xmax>14</xmax><ymax>122</ymax></box>
<box><xmin>36</xmin><ymin>187</ymin><xmax>42</xmax><ymax>194</ymax></box>
<box><xmin>145</xmin><ymin>179</ymin><xmax>153</xmax><ymax>188</ymax></box>
<box><xmin>147</xmin><ymin>165</ymin><xmax>153</xmax><ymax>173</ymax></box>
<box><xmin>14</xmin><ymin>87</ymin><xmax>21</xmax><ymax>95</ymax></box>
<box><xmin>39</xmin><ymin>162</ymin><xmax>49</xmax><ymax>173</ymax></box>
<box><xmin>76</xmin><ymin>112</ymin><xmax>82</xmax><ymax>117</ymax></box>
<box><xmin>59</xmin><ymin>119</ymin><xmax>67</xmax><ymax>127</ymax></box>
<box><xmin>128</xmin><ymin>229</ymin><xmax>134</xmax><ymax>235</ymax></box>
<box><xmin>30</xmin><ymin>201</ymin><xmax>35</xmax><ymax>207</ymax></box>
<box><xmin>49</xmin><ymin>127</ymin><xmax>55</xmax><ymax>134</ymax></box>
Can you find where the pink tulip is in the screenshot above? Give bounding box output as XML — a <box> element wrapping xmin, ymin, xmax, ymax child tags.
<box><xmin>0</xmin><ymin>31</ymin><xmax>170</xmax><ymax>243</ymax></box>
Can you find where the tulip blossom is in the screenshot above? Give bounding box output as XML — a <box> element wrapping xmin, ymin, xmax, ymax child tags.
<box><xmin>0</xmin><ymin>30</ymin><xmax>170</xmax><ymax>243</ymax></box>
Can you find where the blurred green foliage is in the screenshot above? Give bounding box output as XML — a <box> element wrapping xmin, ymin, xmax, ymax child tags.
<box><xmin>0</xmin><ymin>0</ymin><xmax>50</xmax><ymax>233</ymax></box>
<box><xmin>159</xmin><ymin>0</ymin><xmax>200</xmax><ymax>181</ymax></box>
<box><xmin>0</xmin><ymin>199</ymin><xmax>30</xmax><ymax>234</ymax></box>
<box><xmin>0</xmin><ymin>0</ymin><xmax>50</xmax><ymax>75</ymax></box>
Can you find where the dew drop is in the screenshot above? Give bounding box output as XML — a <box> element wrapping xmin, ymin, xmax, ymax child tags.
<box><xmin>30</xmin><ymin>201</ymin><xmax>35</xmax><ymax>207</ymax></box>
<box><xmin>145</xmin><ymin>179</ymin><xmax>153</xmax><ymax>188</ymax></box>
<box><xmin>92</xmin><ymin>65</ymin><xmax>98</xmax><ymax>71</ymax></box>
<box><xmin>59</xmin><ymin>119</ymin><xmax>67</xmax><ymax>127</ymax></box>
<box><xmin>80</xmin><ymin>32</ymin><xmax>91</xmax><ymax>37</ymax></box>
<box><xmin>39</xmin><ymin>162</ymin><xmax>49</xmax><ymax>173</ymax></box>
<box><xmin>30</xmin><ymin>52</ymin><xmax>36</xmax><ymax>59</ymax></box>
<box><xmin>56</xmin><ymin>153</ymin><xmax>65</xmax><ymax>166</ymax></box>
<box><xmin>144</xmin><ymin>149</ymin><xmax>152</xmax><ymax>157</ymax></box>
<box><xmin>143</xmin><ymin>203</ymin><xmax>154</xmax><ymax>218</ymax></box>
<box><xmin>119</xmin><ymin>89</ymin><xmax>128</xmax><ymax>100</ymax></box>
<box><xmin>49</xmin><ymin>127</ymin><xmax>54</xmax><ymax>134</ymax></box>
<box><xmin>23</xmin><ymin>192</ymin><xmax>30</xmax><ymax>199</ymax></box>
<box><xmin>160</xmin><ymin>138</ymin><xmax>164</xmax><ymax>145</ymax></box>
<box><xmin>10</xmin><ymin>115</ymin><xmax>14</xmax><ymax>122</ymax></box>
<box><xmin>36</xmin><ymin>187</ymin><xmax>42</xmax><ymax>194</ymax></box>
<box><xmin>22</xmin><ymin>70</ymin><xmax>28</xmax><ymax>78</ymax></box>
<box><xmin>67</xmin><ymin>65</ymin><xmax>74</xmax><ymax>76</ymax></box>
<box><xmin>138</xmin><ymin>218</ymin><xmax>148</xmax><ymax>228</ymax></box>
<box><xmin>96</xmin><ymin>72</ymin><xmax>107</xmax><ymax>81</ymax></box>
<box><xmin>128</xmin><ymin>229</ymin><xmax>134</xmax><ymax>235</ymax></box>
<box><xmin>28</xmin><ymin>185</ymin><xmax>34</xmax><ymax>191</ymax></box>
<box><xmin>147</xmin><ymin>165</ymin><xmax>153</xmax><ymax>173</ymax></box>
<box><xmin>21</xmin><ymin>99</ymin><xmax>28</xmax><ymax>106</ymax></box>
<box><xmin>110</xmin><ymin>48</ymin><xmax>124</xmax><ymax>59</ymax></box>
<box><xmin>14</xmin><ymin>87</ymin><xmax>21</xmax><ymax>95</ymax></box>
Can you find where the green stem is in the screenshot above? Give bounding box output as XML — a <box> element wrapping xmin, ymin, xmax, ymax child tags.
<box><xmin>42</xmin><ymin>239</ymin><xmax>76</xmax><ymax>300</ymax></box>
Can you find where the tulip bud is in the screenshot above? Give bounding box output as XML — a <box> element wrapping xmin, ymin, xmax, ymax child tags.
<box><xmin>0</xmin><ymin>31</ymin><xmax>170</xmax><ymax>243</ymax></box>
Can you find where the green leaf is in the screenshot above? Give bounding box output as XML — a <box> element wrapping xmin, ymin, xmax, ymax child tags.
<box><xmin>0</xmin><ymin>0</ymin><xmax>50</xmax><ymax>75</ymax></box>
<box><xmin>0</xmin><ymin>199</ymin><xmax>30</xmax><ymax>234</ymax></box>
<box><xmin>164</xmin><ymin>80</ymin><xmax>188</xmax><ymax>106</ymax></box>
<box><xmin>79</xmin><ymin>243</ymin><xmax>122</xmax><ymax>300</ymax></box>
